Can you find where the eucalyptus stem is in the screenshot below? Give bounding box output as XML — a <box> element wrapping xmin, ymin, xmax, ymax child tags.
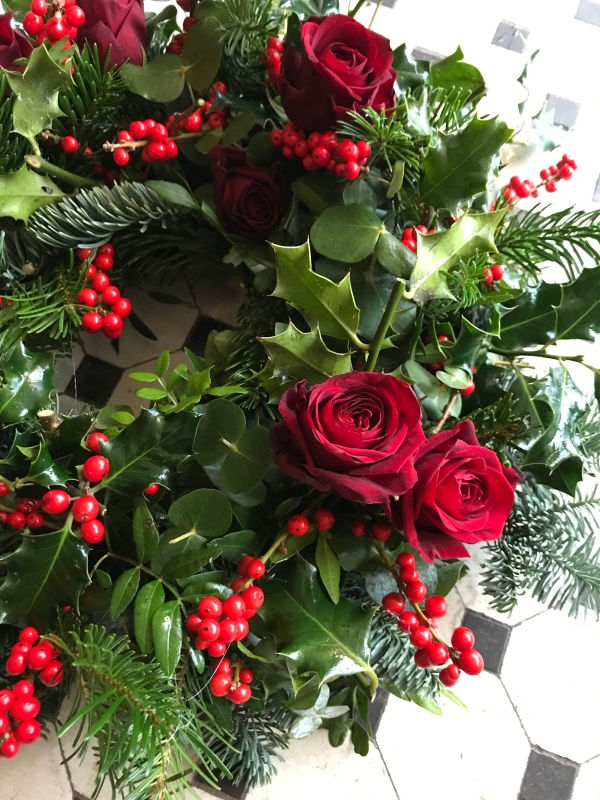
<box><xmin>25</xmin><ymin>155</ymin><xmax>102</xmax><ymax>189</ymax></box>
<box><xmin>348</xmin><ymin>0</ymin><xmax>368</xmax><ymax>16</ymax></box>
<box><xmin>365</xmin><ymin>279</ymin><xmax>404</xmax><ymax>371</ymax></box>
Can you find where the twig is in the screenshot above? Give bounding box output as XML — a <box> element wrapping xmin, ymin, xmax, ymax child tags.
<box><xmin>429</xmin><ymin>389</ymin><xmax>460</xmax><ymax>436</ymax></box>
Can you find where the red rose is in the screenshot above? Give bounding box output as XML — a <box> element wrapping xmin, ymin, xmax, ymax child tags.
<box><xmin>209</xmin><ymin>146</ymin><xmax>289</xmax><ymax>239</ymax></box>
<box><xmin>279</xmin><ymin>15</ymin><xmax>396</xmax><ymax>133</ymax></box>
<box><xmin>271</xmin><ymin>373</ymin><xmax>426</xmax><ymax>504</ymax></box>
<box><xmin>385</xmin><ymin>420</ymin><xmax>519</xmax><ymax>562</ymax></box>
<box><xmin>77</xmin><ymin>0</ymin><xmax>147</xmax><ymax>67</ymax></box>
<box><xmin>0</xmin><ymin>13</ymin><xmax>32</xmax><ymax>73</ymax></box>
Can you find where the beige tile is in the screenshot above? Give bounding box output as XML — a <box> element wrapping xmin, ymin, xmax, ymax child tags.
<box><xmin>1</xmin><ymin>728</ymin><xmax>72</xmax><ymax>800</ymax></box>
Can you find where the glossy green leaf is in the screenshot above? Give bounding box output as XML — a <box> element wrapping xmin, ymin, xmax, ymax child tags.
<box><xmin>98</xmin><ymin>409</ymin><xmax>164</xmax><ymax>492</ymax></box>
<box><xmin>23</xmin><ymin>445</ymin><xmax>71</xmax><ymax>487</ymax></box>
<box><xmin>210</xmin><ymin>529</ymin><xmax>259</xmax><ymax>561</ymax></box>
<box><xmin>315</xmin><ymin>536</ymin><xmax>341</xmax><ymax>604</ymax></box>
<box><xmin>134</xmin><ymin>580</ymin><xmax>165</xmax><ymax>654</ymax></box>
<box><xmin>311</xmin><ymin>204</ymin><xmax>384</xmax><ymax>263</ymax></box>
<box><xmin>420</xmin><ymin>116</ymin><xmax>512</xmax><ymax>212</ymax></box>
<box><xmin>193</xmin><ymin>399</ymin><xmax>246</xmax><ymax>466</ymax></box>
<box><xmin>121</xmin><ymin>54</ymin><xmax>185</xmax><ymax>102</ymax></box>
<box><xmin>151</xmin><ymin>527</ymin><xmax>213</xmax><ymax>579</ymax></box>
<box><xmin>375</xmin><ymin>231</ymin><xmax>415</xmax><ymax>279</ymax></box>
<box><xmin>221</xmin><ymin>111</ymin><xmax>256</xmax><ymax>146</ymax></box>
<box><xmin>220</xmin><ymin>424</ymin><xmax>272</xmax><ymax>495</ymax></box>
<box><xmin>259</xmin><ymin>323</ymin><xmax>352</xmax><ymax>386</ymax></box>
<box><xmin>392</xmin><ymin>44</ymin><xmax>429</xmax><ymax>90</ymax></box>
<box><xmin>329</xmin><ymin>522</ymin><xmax>377</xmax><ymax>571</ymax></box>
<box><xmin>272</xmin><ymin>240</ymin><xmax>361</xmax><ymax>342</ymax></box>
<box><xmin>0</xmin><ymin>431</ymin><xmax>40</xmax><ymax>474</ymax></box>
<box><xmin>270</xmin><ymin>526</ymin><xmax>317</xmax><ymax>564</ymax></box>
<box><xmin>435</xmin><ymin>561</ymin><xmax>468</xmax><ymax>597</ymax></box>
<box><xmin>0</xmin><ymin>165</ymin><xmax>66</xmax><ymax>222</ymax></box>
<box><xmin>408</xmin><ymin>693</ymin><xmax>443</xmax><ymax>716</ymax></box>
<box><xmin>145</xmin><ymin>180</ymin><xmax>199</xmax><ymax>210</ymax></box>
<box><xmin>408</xmin><ymin>210</ymin><xmax>506</xmax><ymax>305</ymax></box>
<box><xmin>133</xmin><ymin>496</ymin><xmax>159</xmax><ymax>562</ymax></box>
<box><xmin>152</xmin><ymin>600</ymin><xmax>182</xmax><ymax>676</ymax></box>
<box><xmin>0</xmin><ymin>345</ymin><xmax>54</xmax><ymax>423</ymax></box>
<box><xmin>181</xmin><ymin>16</ymin><xmax>221</xmax><ymax>91</ymax></box>
<box><xmin>430</xmin><ymin>46</ymin><xmax>485</xmax><ymax>98</ymax></box>
<box><xmin>552</xmin><ymin>266</ymin><xmax>600</xmax><ymax>344</ymax></box>
<box><xmin>109</xmin><ymin>568</ymin><xmax>140</xmax><ymax>620</ymax></box>
<box><xmin>156</xmin><ymin>350</ymin><xmax>170</xmax><ymax>377</ymax></box>
<box><xmin>343</xmin><ymin>179</ymin><xmax>377</xmax><ymax>209</ymax></box>
<box><xmin>136</xmin><ymin>388</ymin><xmax>168</xmax><ymax>400</ymax></box>
<box><xmin>497</xmin><ymin>282</ymin><xmax>560</xmax><ymax>350</ymax></box>
<box><xmin>0</xmin><ymin>526</ymin><xmax>89</xmax><ymax>626</ymax></box>
<box><xmin>258</xmin><ymin>557</ymin><xmax>375</xmax><ymax>683</ymax></box>
<box><xmin>350</xmin><ymin>721</ymin><xmax>370</xmax><ymax>755</ymax></box>
<box><xmin>95</xmin><ymin>570</ymin><xmax>112</xmax><ymax>589</ymax></box>
<box><xmin>292</xmin><ymin>172</ymin><xmax>344</xmax><ymax>215</ymax></box>
<box><xmin>387</xmin><ymin>160</ymin><xmax>405</xmax><ymax>198</ymax></box>
<box><xmin>168</xmin><ymin>488</ymin><xmax>232</xmax><ymax>540</ymax></box>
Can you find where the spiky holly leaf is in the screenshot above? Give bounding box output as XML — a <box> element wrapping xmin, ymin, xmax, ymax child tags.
<box><xmin>0</xmin><ymin>344</ymin><xmax>54</xmax><ymax>424</ymax></box>
<box><xmin>408</xmin><ymin>210</ymin><xmax>506</xmax><ymax>305</ymax></box>
<box><xmin>0</xmin><ymin>165</ymin><xmax>66</xmax><ymax>222</ymax></box>
<box><xmin>259</xmin><ymin>323</ymin><xmax>352</xmax><ymax>386</ymax></box>
<box><xmin>23</xmin><ymin>445</ymin><xmax>71</xmax><ymax>488</ymax></box>
<box><xmin>271</xmin><ymin>241</ymin><xmax>361</xmax><ymax>345</ymax></box>
<box><xmin>430</xmin><ymin>46</ymin><xmax>485</xmax><ymax>97</ymax></box>
<box><xmin>552</xmin><ymin>266</ymin><xmax>600</xmax><ymax>344</ymax></box>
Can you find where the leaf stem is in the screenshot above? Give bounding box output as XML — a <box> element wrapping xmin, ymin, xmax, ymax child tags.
<box><xmin>429</xmin><ymin>389</ymin><xmax>460</xmax><ymax>436</ymax></box>
<box><xmin>107</xmin><ymin>552</ymin><xmax>184</xmax><ymax>607</ymax></box>
<box><xmin>24</xmin><ymin>155</ymin><xmax>102</xmax><ymax>189</ymax></box>
<box><xmin>365</xmin><ymin>279</ymin><xmax>405</xmax><ymax>371</ymax></box>
<box><xmin>369</xmin><ymin>0</ymin><xmax>383</xmax><ymax>28</ymax></box>
<box><xmin>348</xmin><ymin>0</ymin><xmax>368</xmax><ymax>16</ymax></box>
<box><xmin>490</xmin><ymin>347</ymin><xmax>599</xmax><ymax>373</ymax></box>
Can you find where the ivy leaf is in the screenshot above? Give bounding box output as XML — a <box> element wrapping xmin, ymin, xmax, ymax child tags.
<box><xmin>168</xmin><ymin>488</ymin><xmax>232</xmax><ymax>540</ymax></box>
<box><xmin>6</xmin><ymin>45</ymin><xmax>73</xmax><ymax>138</ymax></box>
<box><xmin>430</xmin><ymin>46</ymin><xmax>485</xmax><ymax>98</ymax></box>
<box><xmin>133</xmin><ymin>497</ymin><xmax>159</xmax><ymax>562</ymax></box>
<box><xmin>121</xmin><ymin>54</ymin><xmax>185</xmax><ymax>102</ymax></box>
<box><xmin>109</xmin><ymin>568</ymin><xmax>140</xmax><ymax>620</ymax></box>
<box><xmin>408</xmin><ymin>210</ymin><xmax>506</xmax><ymax>305</ymax></box>
<box><xmin>271</xmin><ymin>241</ymin><xmax>361</xmax><ymax>343</ymax></box>
<box><xmin>310</xmin><ymin>204</ymin><xmax>384</xmax><ymax>263</ymax></box>
<box><xmin>0</xmin><ymin>165</ymin><xmax>66</xmax><ymax>222</ymax></box>
<box><xmin>152</xmin><ymin>600</ymin><xmax>182</xmax><ymax>677</ymax></box>
<box><xmin>420</xmin><ymin>116</ymin><xmax>512</xmax><ymax>212</ymax></box>
<box><xmin>134</xmin><ymin>580</ymin><xmax>165</xmax><ymax>654</ymax></box>
<box><xmin>23</xmin><ymin>445</ymin><xmax>71</xmax><ymax>487</ymax></box>
<box><xmin>219</xmin><ymin>425</ymin><xmax>272</xmax><ymax>495</ymax></box>
<box><xmin>258</xmin><ymin>557</ymin><xmax>375</xmax><ymax>684</ymax></box>
<box><xmin>0</xmin><ymin>526</ymin><xmax>89</xmax><ymax>626</ymax></box>
<box><xmin>259</xmin><ymin>323</ymin><xmax>352</xmax><ymax>386</ymax></box>
<box><xmin>315</xmin><ymin>536</ymin><xmax>341</xmax><ymax>604</ymax></box>
<box><xmin>0</xmin><ymin>344</ymin><xmax>54</xmax><ymax>424</ymax></box>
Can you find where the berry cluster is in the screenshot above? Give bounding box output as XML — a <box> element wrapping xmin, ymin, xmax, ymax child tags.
<box><xmin>399</xmin><ymin>225</ymin><xmax>436</xmax><ymax>252</ymax></box>
<box><xmin>503</xmin><ymin>153</ymin><xmax>578</xmax><ymax>205</ymax></box>
<box><xmin>260</xmin><ymin>36</ymin><xmax>284</xmax><ymax>84</ymax></box>
<box><xmin>23</xmin><ymin>0</ymin><xmax>85</xmax><ymax>46</ymax></box>
<box><xmin>167</xmin><ymin>9</ymin><xmax>196</xmax><ymax>54</ymax></box>
<box><xmin>286</xmin><ymin>507</ymin><xmax>335</xmax><ymax>537</ymax></box>
<box><xmin>482</xmin><ymin>263</ymin><xmax>504</xmax><ymax>286</ymax></box>
<box><xmin>77</xmin><ymin>243</ymin><xmax>131</xmax><ymax>340</ymax></box>
<box><xmin>208</xmin><ymin>657</ymin><xmax>254</xmax><ymax>704</ymax></box>
<box><xmin>1</xmin><ymin>627</ymin><xmax>64</xmax><ymax>759</ymax></box>
<box><xmin>230</xmin><ymin>554</ymin><xmax>266</xmax><ymax>591</ymax></box>
<box><xmin>269</xmin><ymin>123</ymin><xmax>371</xmax><ymax>179</ymax></box>
<box><xmin>381</xmin><ymin>552</ymin><xmax>483</xmax><ymax>686</ymax></box>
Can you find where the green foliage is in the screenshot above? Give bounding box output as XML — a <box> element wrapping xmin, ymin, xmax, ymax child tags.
<box><xmin>0</xmin><ymin>73</ymin><xmax>29</xmax><ymax>175</ymax></box>
<box><xmin>0</xmin><ymin>164</ymin><xmax>66</xmax><ymax>222</ymax></box>
<box><xmin>199</xmin><ymin>0</ymin><xmax>281</xmax><ymax>56</ymax></box>
<box><xmin>0</xmin><ymin>344</ymin><xmax>54</xmax><ymax>420</ymax></box>
<box><xmin>465</xmin><ymin>393</ymin><xmax>523</xmax><ymax>451</ymax></box>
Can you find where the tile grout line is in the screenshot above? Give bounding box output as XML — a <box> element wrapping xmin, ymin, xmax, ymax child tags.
<box><xmin>499</xmin><ymin>675</ymin><xmax>532</xmax><ymax>748</ymax></box>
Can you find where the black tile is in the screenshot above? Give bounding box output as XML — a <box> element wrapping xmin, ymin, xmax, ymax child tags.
<box><xmin>185</xmin><ymin>314</ymin><xmax>231</xmax><ymax>358</ymax></box>
<box><xmin>576</xmin><ymin>0</ymin><xmax>600</xmax><ymax>26</ymax></box>
<box><xmin>195</xmin><ymin>777</ymin><xmax>247</xmax><ymax>799</ymax></box>
<box><xmin>370</xmin><ymin>687</ymin><xmax>389</xmax><ymax>736</ymax></box>
<box><xmin>411</xmin><ymin>47</ymin><xmax>445</xmax><ymax>64</ymax></box>
<box><xmin>519</xmin><ymin>748</ymin><xmax>578</xmax><ymax>800</ymax></box>
<box><xmin>64</xmin><ymin>355</ymin><xmax>123</xmax><ymax>407</ymax></box>
<box><xmin>492</xmin><ymin>21</ymin><xmax>530</xmax><ymax>53</ymax></box>
<box><xmin>545</xmin><ymin>94</ymin><xmax>581</xmax><ymax>130</ymax></box>
<box><xmin>461</xmin><ymin>609</ymin><xmax>511</xmax><ymax>676</ymax></box>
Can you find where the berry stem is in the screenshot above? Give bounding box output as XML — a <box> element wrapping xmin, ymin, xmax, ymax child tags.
<box><xmin>167</xmin><ymin>99</ymin><xmax>206</xmax><ymax>132</ymax></box>
<box><xmin>428</xmin><ymin>389</ymin><xmax>460</xmax><ymax>436</ymax></box>
<box><xmin>24</xmin><ymin>155</ymin><xmax>102</xmax><ymax>190</ymax></box>
<box><xmin>365</xmin><ymin>278</ymin><xmax>404</xmax><ymax>371</ymax></box>
<box><xmin>103</xmin><ymin>130</ymin><xmax>209</xmax><ymax>153</ymax></box>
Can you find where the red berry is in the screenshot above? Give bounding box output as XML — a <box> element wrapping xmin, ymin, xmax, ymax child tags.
<box><xmin>80</xmin><ymin>518</ymin><xmax>105</xmax><ymax>544</ymax></box>
<box><xmin>539</xmin><ymin>169</ymin><xmax>550</xmax><ymax>180</ymax></box>
<box><xmin>31</xmin><ymin>0</ymin><xmax>48</xmax><ymax>14</ymax></box>
<box><xmin>6</xmin><ymin>654</ymin><xmax>26</xmax><ymax>675</ymax></box>
<box><xmin>399</xmin><ymin>566</ymin><xmax>418</xmax><ymax>583</ymax></box>
<box><xmin>490</xmin><ymin>264</ymin><xmax>504</xmax><ymax>281</ymax></box>
<box><xmin>91</xmin><ymin>272</ymin><xmax>110</xmax><ymax>292</ymax></box>
<box><xmin>0</xmin><ymin>735</ymin><xmax>19</xmax><ymax>758</ymax></box>
<box><xmin>231</xmin><ymin>577</ymin><xmax>245</xmax><ymax>591</ymax></box>
<box><xmin>405</xmin><ymin>581</ymin><xmax>427</xmax><ymax>604</ymax></box>
<box><xmin>184</xmin><ymin>112</ymin><xmax>203</xmax><ymax>132</ymax></box>
<box><xmin>0</xmin><ymin>712</ymin><xmax>8</xmax><ymax>735</ymax></box>
<box><xmin>265</xmin><ymin>46</ymin><xmax>281</xmax><ymax>64</ymax></box>
<box><xmin>482</xmin><ymin>267</ymin><xmax>494</xmax><ymax>285</ymax></box>
<box><xmin>302</xmin><ymin>154</ymin><xmax>317</xmax><ymax>171</ymax></box>
<box><xmin>61</xmin><ymin>136</ymin><xmax>79</xmax><ymax>153</ymax></box>
<box><xmin>27</xmin><ymin>645</ymin><xmax>51</xmax><ymax>670</ymax></box>
<box><xmin>0</xmin><ymin>512</ymin><xmax>7</xmax><ymax>524</ymax></box>
<box><xmin>207</xmin><ymin>640</ymin><xmax>227</xmax><ymax>657</ymax></box>
<box><xmin>183</xmin><ymin>15</ymin><xmax>196</xmax><ymax>31</ymax></box>
<box><xmin>239</xmin><ymin>668</ymin><xmax>253</xmax><ymax>684</ymax></box>
<box><xmin>269</xmin><ymin>129</ymin><xmax>283</xmax><ymax>147</ymax></box>
<box><xmin>195</xmin><ymin>637</ymin><xmax>209</xmax><ymax>650</ymax></box>
<box><xmin>113</xmin><ymin>148</ymin><xmax>130</xmax><ymax>166</ymax></box>
<box><xmin>459</xmin><ymin>648</ymin><xmax>484</xmax><ymax>675</ymax></box>
<box><xmin>14</xmin><ymin>718</ymin><xmax>41</xmax><ymax>744</ymax></box>
<box><xmin>23</xmin><ymin>11</ymin><xmax>44</xmax><ymax>35</ymax></box>
<box><xmin>129</xmin><ymin>120</ymin><xmax>147</xmax><ymax>138</ymax></box>
<box><xmin>146</xmin><ymin>142</ymin><xmax>167</xmax><ymax>161</ymax></box>
<box><xmin>143</xmin><ymin>483</ymin><xmax>159</xmax><ymax>495</ymax></box>
<box><xmin>439</xmin><ymin>663</ymin><xmax>461</xmax><ymax>687</ymax></box>
<box><xmin>338</xmin><ymin>141</ymin><xmax>359</xmax><ymax>162</ymax></box>
<box><xmin>13</xmin><ymin>680</ymin><xmax>34</xmax><ymax>698</ymax></box>
<box><xmin>410</xmin><ymin>625</ymin><xmax>433</xmax><ymax>649</ymax></box>
<box><xmin>83</xmin><ymin>455</ymin><xmax>110</xmax><ymax>482</ymax></box>
<box><xmin>229</xmin><ymin>683</ymin><xmax>252</xmax><ymax>704</ymax></box>
<box><xmin>356</xmin><ymin>140</ymin><xmax>371</xmax><ymax>159</ymax></box>
<box><xmin>7</xmin><ymin>512</ymin><xmax>26</xmax><ymax>530</ymax></box>
<box><xmin>42</xmin><ymin>489</ymin><xmax>70</xmax><ymax>515</ymax></box>
<box><xmin>237</xmin><ymin>555</ymin><xmax>254</xmax><ymax>576</ymax></box>
<box><xmin>148</xmin><ymin>123</ymin><xmax>168</xmax><ymax>142</ymax></box>
<box><xmin>223</xmin><ymin>595</ymin><xmax>246</xmax><ymax>619</ymax></box>
<box><xmin>87</xmin><ymin>432</ymin><xmax>108</xmax><ymax>453</ymax></box>
<box><xmin>397</xmin><ymin>611</ymin><xmax>419</xmax><ymax>633</ymax></box>
<box><xmin>267</xmin><ymin>36</ymin><xmax>283</xmax><ymax>51</ymax></box>
<box><xmin>0</xmin><ymin>690</ymin><xmax>15</xmax><ymax>712</ymax></box>
<box><xmin>17</xmin><ymin>498</ymin><xmax>35</xmax><ymax>514</ymax></box>
<box><xmin>351</xmin><ymin>520</ymin><xmax>365</xmax><ymax>537</ymax></box>
<box><xmin>95</xmin><ymin>253</ymin><xmax>113</xmax><ymax>270</ymax></box>
<box><xmin>381</xmin><ymin>592</ymin><xmax>405</xmax><ymax>615</ymax></box>
<box><xmin>102</xmin><ymin>285</ymin><xmax>120</xmax><ymax>305</ymax></box>
<box><xmin>247</xmin><ymin>559</ymin><xmax>265</xmax><ymax>579</ymax></box>
<box><xmin>294</xmin><ymin>139</ymin><xmax>309</xmax><ymax>158</ymax></box>
<box><xmin>198</xmin><ymin>596</ymin><xmax>222</xmax><ymax>619</ymax></box>
<box><xmin>281</xmin><ymin>145</ymin><xmax>294</xmax><ymax>159</ymax></box>
<box><xmin>216</xmin><ymin>657</ymin><xmax>233</xmax><ymax>673</ymax></box>
<box><xmin>197</xmin><ymin>618</ymin><xmax>220</xmax><ymax>642</ymax></box>
<box><xmin>77</xmin><ymin>288</ymin><xmax>98</xmax><ymax>307</ymax></box>
<box><xmin>39</xmin><ymin>661</ymin><xmax>64</xmax><ymax>686</ymax></box>
<box><xmin>185</xmin><ymin>613</ymin><xmax>202</xmax><ymax>634</ymax></box>
<box><xmin>10</xmin><ymin>696</ymin><xmax>40</xmax><ymax>722</ymax></box>
<box><xmin>0</xmin><ymin>481</ymin><xmax>10</xmax><ymax>497</ymax></box>
<box><xmin>11</xmin><ymin>643</ymin><xmax>31</xmax><ymax>657</ymax></box>
<box><xmin>343</xmin><ymin>161</ymin><xmax>361</xmax><ymax>180</ymax></box>
<box><xmin>560</xmin><ymin>165</ymin><xmax>573</xmax><ymax>180</ymax></box>
<box><xmin>72</xmin><ymin>495</ymin><xmax>99</xmax><ymax>523</ymax></box>
<box><xmin>306</xmin><ymin>132</ymin><xmax>321</xmax><ymax>150</ymax></box>
<box><xmin>425</xmin><ymin>641</ymin><xmax>449</xmax><ymax>666</ymax></box>
<box><xmin>460</xmin><ymin>380</ymin><xmax>476</xmax><ymax>396</ymax></box>
<box><xmin>208</xmin><ymin>112</ymin><xmax>225</xmax><ymax>130</ymax></box>
<box><xmin>218</xmin><ymin>618</ymin><xmax>238</xmax><ymax>643</ymax></box>
<box><xmin>209</xmin><ymin>673</ymin><xmax>232</xmax><ymax>697</ymax></box>
<box><xmin>372</xmin><ymin>521</ymin><xmax>391</xmax><ymax>541</ymax></box>
<box><xmin>19</xmin><ymin>627</ymin><xmax>38</xmax><ymax>645</ymax></box>
<box><xmin>241</xmin><ymin>585</ymin><xmax>264</xmax><ymax>610</ymax></box>
<box><xmin>103</xmin><ymin>314</ymin><xmax>123</xmax><ymax>336</ymax></box>
<box><xmin>320</xmin><ymin>132</ymin><xmax>337</xmax><ymax>150</ymax></box>
<box><xmin>82</xmin><ymin>311</ymin><xmax>103</xmax><ymax>333</ymax></box>
<box><xmin>451</xmin><ymin>626</ymin><xmax>475</xmax><ymax>651</ymax></box>
<box><xmin>65</xmin><ymin>4</ymin><xmax>85</xmax><ymax>26</ymax></box>
<box><xmin>313</xmin><ymin>509</ymin><xmax>335</xmax><ymax>531</ymax></box>
<box><xmin>402</xmin><ymin>238</ymin><xmax>417</xmax><ymax>252</ymax></box>
<box><xmin>235</xmin><ymin>617</ymin><xmax>250</xmax><ymax>640</ymax></box>
<box><xmin>546</xmin><ymin>180</ymin><xmax>557</xmax><ymax>193</ymax></box>
<box><xmin>287</xmin><ymin>515</ymin><xmax>310</xmax><ymax>536</ymax></box>
<box><xmin>424</xmin><ymin>595</ymin><xmax>448</xmax><ymax>619</ymax></box>
<box><xmin>414</xmin><ymin>648</ymin><xmax>431</xmax><ymax>668</ymax></box>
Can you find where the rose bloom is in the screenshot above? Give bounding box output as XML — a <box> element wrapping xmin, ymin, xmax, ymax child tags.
<box><xmin>385</xmin><ymin>420</ymin><xmax>519</xmax><ymax>562</ymax></box>
<box><xmin>279</xmin><ymin>14</ymin><xmax>396</xmax><ymax>133</ymax></box>
<box><xmin>271</xmin><ymin>373</ymin><xmax>425</xmax><ymax>504</ymax></box>
<box><xmin>0</xmin><ymin>12</ymin><xmax>32</xmax><ymax>72</ymax></box>
<box><xmin>77</xmin><ymin>0</ymin><xmax>147</xmax><ymax>67</ymax></box>
<box><xmin>209</xmin><ymin>146</ymin><xmax>289</xmax><ymax>239</ymax></box>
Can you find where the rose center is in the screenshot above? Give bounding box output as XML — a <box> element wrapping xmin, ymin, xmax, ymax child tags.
<box><xmin>456</xmin><ymin>471</ymin><xmax>483</xmax><ymax>506</ymax></box>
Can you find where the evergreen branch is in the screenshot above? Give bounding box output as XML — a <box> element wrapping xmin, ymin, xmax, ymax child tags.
<box><xmin>215</xmin><ymin>0</ymin><xmax>280</xmax><ymax>56</ymax></box>
<box><xmin>495</xmin><ymin>204</ymin><xmax>600</xmax><ymax>282</ymax></box>
<box><xmin>465</xmin><ymin>393</ymin><xmax>524</xmax><ymax>451</ymax></box>
<box><xmin>427</xmin><ymin>253</ymin><xmax>487</xmax><ymax>316</ymax></box>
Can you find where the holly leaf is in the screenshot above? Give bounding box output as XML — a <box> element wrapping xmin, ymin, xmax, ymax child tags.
<box><xmin>310</xmin><ymin>204</ymin><xmax>384</xmax><ymax>263</ymax></box>
<box><xmin>0</xmin><ymin>526</ymin><xmax>89</xmax><ymax>626</ymax></box>
<box><xmin>109</xmin><ymin>568</ymin><xmax>140</xmax><ymax>620</ymax></box>
<box><xmin>271</xmin><ymin>241</ymin><xmax>361</xmax><ymax>343</ymax></box>
<box><xmin>133</xmin><ymin>496</ymin><xmax>159</xmax><ymax>562</ymax></box>
<box><xmin>552</xmin><ymin>266</ymin><xmax>600</xmax><ymax>344</ymax></box>
<box><xmin>430</xmin><ymin>46</ymin><xmax>485</xmax><ymax>98</ymax></box>
<box><xmin>6</xmin><ymin>45</ymin><xmax>73</xmax><ymax>138</ymax></box>
<box><xmin>392</xmin><ymin>44</ymin><xmax>429</xmax><ymax>90</ymax></box>
<box><xmin>497</xmin><ymin>282</ymin><xmax>559</xmax><ymax>350</ymax></box>
<box><xmin>420</xmin><ymin>116</ymin><xmax>512</xmax><ymax>212</ymax></box>
<box><xmin>0</xmin><ymin>344</ymin><xmax>54</xmax><ymax>424</ymax></box>
<box><xmin>134</xmin><ymin>580</ymin><xmax>165</xmax><ymax>654</ymax></box>
<box><xmin>258</xmin><ymin>557</ymin><xmax>375</xmax><ymax>684</ymax></box>
<box><xmin>408</xmin><ymin>210</ymin><xmax>506</xmax><ymax>305</ymax></box>
<box><xmin>152</xmin><ymin>600</ymin><xmax>182</xmax><ymax>677</ymax></box>
<box><xmin>259</xmin><ymin>323</ymin><xmax>352</xmax><ymax>386</ymax></box>
<box><xmin>0</xmin><ymin>165</ymin><xmax>66</xmax><ymax>222</ymax></box>
<box><xmin>315</xmin><ymin>536</ymin><xmax>341</xmax><ymax>604</ymax></box>
<box><xmin>0</xmin><ymin>431</ymin><xmax>39</xmax><ymax>475</ymax></box>
<box><xmin>23</xmin><ymin>445</ymin><xmax>71</xmax><ymax>488</ymax></box>
<box><xmin>168</xmin><ymin>488</ymin><xmax>232</xmax><ymax>540</ymax></box>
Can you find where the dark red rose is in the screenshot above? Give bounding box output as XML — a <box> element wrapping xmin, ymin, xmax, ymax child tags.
<box><xmin>0</xmin><ymin>13</ymin><xmax>32</xmax><ymax>73</ymax></box>
<box><xmin>209</xmin><ymin>146</ymin><xmax>289</xmax><ymax>239</ymax></box>
<box><xmin>279</xmin><ymin>14</ymin><xmax>396</xmax><ymax>133</ymax></box>
<box><xmin>385</xmin><ymin>420</ymin><xmax>519</xmax><ymax>562</ymax></box>
<box><xmin>76</xmin><ymin>0</ymin><xmax>147</xmax><ymax>67</ymax></box>
<box><xmin>271</xmin><ymin>373</ymin><xmax>426</xmax><ymax>504</ymax></box>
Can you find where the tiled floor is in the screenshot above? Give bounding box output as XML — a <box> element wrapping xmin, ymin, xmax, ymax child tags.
<box><xmin>8</xmin><ymin>0</ymin><xmax>600</xmax><ymax>797</ymax></box>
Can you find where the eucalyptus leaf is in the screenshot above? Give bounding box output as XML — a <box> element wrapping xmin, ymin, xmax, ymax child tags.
<box><xmin>220</xmin><ymin>424</ymin><xmax>272</xmax><ymax>495</ymax></box>
<box><xmin>311</xmin><ymin>204</ymin><xmax>384</xmax><ymax>263</ymax></box>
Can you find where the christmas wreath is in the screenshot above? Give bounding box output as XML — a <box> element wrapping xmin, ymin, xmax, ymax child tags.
<box><xmin>0</xmin><ymin>0</ymin><xmax>599</xmax><ymax>794</ymax></box>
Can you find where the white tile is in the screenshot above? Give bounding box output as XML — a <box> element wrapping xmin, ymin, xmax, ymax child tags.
<box><xmin>572</xmin><ymin>756</ymin><xmax>600</xmax><ymax>800</ymax></box>
<box><xmin>377</xmin><ymin>671</ymin><xmax>529</xmax><ymax>800</ymax></box>
<box><xmin>1</xmin><ymin>728</ymin><xmax>72</xmax><ymax>800</ymax></box>
<box><xmin>503</xmin><ymin>610</ymin><xmax>600</xmax><ymax>762</ymax></box>
<box><xmin>245</xmin><ymin>729</ymin><xmax>398</xmax><ymax>800</ymax></box>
